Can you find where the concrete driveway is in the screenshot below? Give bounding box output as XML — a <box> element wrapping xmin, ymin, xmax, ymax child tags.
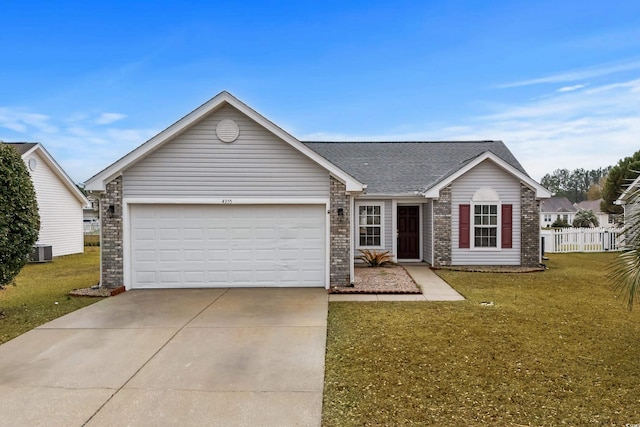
<box><xmin>0</xmin><ymin>288</ymin><xmax>328</xmax><ymax>426</ymax></box>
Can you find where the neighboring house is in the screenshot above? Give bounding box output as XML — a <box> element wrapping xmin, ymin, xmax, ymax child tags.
<box><xmin>83</xmin><ymin>194</ymin><xmax>100</xmax><ymax>222</ymax></box>
<box><xmin>84</xmin><ymin>91</ymin><xmax>551</xmax><ymax>290</ymax></box>
<box><xmin>540</xmin><ymin>197</ymin><xmax>576</xmax><ymax>227</ymax></box>
<box><xmin>7</xmin><ymin>143</ymin><xmax>90</xmax><ymax>257</ymax></box>
<box><xmin>83</xmin><ymin>194</ymin><xmax>100</xmax><ymax>232</ymax></box>
<box><xmin>614</xmin><ymin>173</ymin><xmax>640</xmax><ymax>225</ymax></box>
<box><xmin>573</xmin><ymin>199</ymin><xmax>615</xmax><ymax>228</ymax></box>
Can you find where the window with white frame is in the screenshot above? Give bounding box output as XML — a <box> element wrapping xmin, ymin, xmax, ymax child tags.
<box><xmin>544</xmin><ymin>214</ymin><xmax>552</xmax><ymax>222</ymax></box>
<box><xmin>474</xmin><ymin>204</ymin><xmax>498</xmax><ymax>247</ymax></box>
<box><xmin>357</xmin><ymin>204</ymin><xmax>382</xmax><ymax>247</ymax></box>
<box><xmin>460</xmin><ymin>188</ymin><xmax>513</xmax><ymax>250</ymax></box>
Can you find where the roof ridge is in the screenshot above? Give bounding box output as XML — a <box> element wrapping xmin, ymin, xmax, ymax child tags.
<box><xmin>302</xmin><ymin>140</ymin><xmax>502</xmax><ymax>144</ymax></box>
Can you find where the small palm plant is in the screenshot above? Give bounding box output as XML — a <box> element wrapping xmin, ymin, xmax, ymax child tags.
<box><xmin>572</xmin><ymin>209</ymin><xmax>599</xmax><ymax>228</ymax></box>
<box><xmin>610</xmin><ymin>187</ymin><xmax>640</xmax><ymax>310</ymax></box>
<box><xmin>358</xmin><ymin>249</ymin><xmax>393</xmax><ymax>267</ymax></box>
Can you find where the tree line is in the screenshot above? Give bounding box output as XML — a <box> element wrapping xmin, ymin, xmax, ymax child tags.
<box><xmin>541</xmin><ymin>149</ymin><xmax>640</xmax><ymax>214</ymax></box>
<box><xmin>540</xmin><ymin>167</ymin><xmax>611</xmax><ymax>205</ymax></box>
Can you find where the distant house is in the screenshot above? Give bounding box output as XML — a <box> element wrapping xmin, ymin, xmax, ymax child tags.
<box><xmin>574</xmin><ymin>199</ymin><xmax>615</xmax><ymax>228</ymax></box>
<box><xmin>85</xmin><ymin>91</ymin><xmax>550</xmax><ymax>290</ymax></box>
<box><xmin>614</xmin><ymin>173</ymin><xmax>640</xmax><ymax>226</ymax></box>
<box><xmin>83</xmin><ymin>194</ymin><xmax>100</xmax><ymax>232</ymax></box>
<box><xmin>7</xmin><ymin>143</ymin><xmax>90</xmax><ymax>256</ymax></box>
<box><xmin>540</xmin><ymin>197</ymin><xmax>576</xmax><ymax>227</ymax></box>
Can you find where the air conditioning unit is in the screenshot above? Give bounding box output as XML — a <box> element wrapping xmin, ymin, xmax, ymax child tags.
<box><xmin>30</xmin><ymin>244</ymin><xmax>53</xmax><ymax>263</ymax></box>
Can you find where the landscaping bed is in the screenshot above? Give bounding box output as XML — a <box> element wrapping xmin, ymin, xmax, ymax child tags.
<box><xmin>330</xmin><ymin>265</ymin><xmax>422</xmax><ymax>294</ymax></box>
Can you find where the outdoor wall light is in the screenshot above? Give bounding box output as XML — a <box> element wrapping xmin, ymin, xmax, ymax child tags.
<box><xmin>337</xmin><ymin>208</ymin><xmax>344</xmax><ymax>217</ymax></box>
<box><xmin>108</xmin><ymin>204</ymin><xmax>115</xmax><ymax>218</ymax></box>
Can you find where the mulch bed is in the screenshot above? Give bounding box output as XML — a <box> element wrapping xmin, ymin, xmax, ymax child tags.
<box><xmin>68</xmin><ymin>285</ymin><xmax>125</xmax><ymax>297</ymax></box>
<box><xmin>330</xmin><ymin>265</ymin><xmax>422</xmax><ymax>294</ymax></box>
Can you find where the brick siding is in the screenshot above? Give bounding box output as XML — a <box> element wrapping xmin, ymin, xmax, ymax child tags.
<box><xmin>432</xmin><ymin>185</ymin><xmax>452</xmax><ymax>267</ymax></box>
<box><xmin>520</xmin><ymin>184</ymin><xmax>540</xmax><ymax>267</ymax></box>
<box><xmin>330</xmin><ymin>176</ymin><xmax>351</xmax><ymax>286</ymax></box>
<box><xmin>100</xmin><ymin>177</ymin><xmax>123</xmax><ymax>289</ymax></box>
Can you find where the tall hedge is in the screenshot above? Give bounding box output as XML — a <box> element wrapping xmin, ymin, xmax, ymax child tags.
<box><xmin>0</xmin><ymin>144</ymin><xmax>40</xmax><ymax>287</ymax></box>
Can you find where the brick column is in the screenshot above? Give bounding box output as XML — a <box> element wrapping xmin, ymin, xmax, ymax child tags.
<box><xmin>432</xmin><ymin>185</ymin><xmax>452</xmax><ymax>267</ymax></box>
<box><xmin>100</xmin><ymin>177</ymin><xmax>123</xmax><ymax>289</ymax></box>
<box><xmin>329</xmin><ymin>176</ymin><xmax>351</xmax><ymax>287</ymax></box>
<box><xmin>520</xmin><ymin>184</ymin><xmax>540</xmax><ymax>267</ymax></box>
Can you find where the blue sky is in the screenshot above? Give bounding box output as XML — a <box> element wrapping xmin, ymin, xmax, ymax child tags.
<box><xmin>1</xmin><ymin>1</ymin><xmax>639</xmax><ymax>183</ymax></box>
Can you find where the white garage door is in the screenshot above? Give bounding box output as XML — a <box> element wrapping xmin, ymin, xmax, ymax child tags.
<box><xmin>130</xmin><ymin>204</ymin><xmax>326</xmax><ymax>288</ymax></box>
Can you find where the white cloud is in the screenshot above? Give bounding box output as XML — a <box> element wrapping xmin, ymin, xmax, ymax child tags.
<box><xmin>440</xmin><ymin>77</ymin><xmax>640</xmax><ymax>180</ymax></box>
<box><xmin>0</xmin><ymin>105</ymin><xmax>155</xmax><ymax>182</ymax></box>
<box><xmin>557</xmin><ymin>84</ymin><xmax>586</xmax><ymax>93</ymax></box>
<box><xmin>301</xmin><ymin>76</ymin><xmax>640</xmax><ymax>182</ymax></box>
<box><xmin>0</xmin><ymin>108</ymin><xmax>57</xmax><ymax>134</ymax></box>
<box><xmin>94</xmin><ymin>112</ymin><xmax>127</xmax><ymax>125</ymax></box>
<box><xmin>497</xmin><ymin>60</ymin><xmax>640</xmax><ymax>88</ymax></box>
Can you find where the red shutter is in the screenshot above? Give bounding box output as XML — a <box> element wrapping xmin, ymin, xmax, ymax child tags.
<box><xmin>501</xmin><ymin>204</ymin><xmax>513</xmax><ymax>248</ymax></box>
<box><xmin>459</xmin><ymin>204</ymin><xmax>470</xmax><ymax>248</ymax></box>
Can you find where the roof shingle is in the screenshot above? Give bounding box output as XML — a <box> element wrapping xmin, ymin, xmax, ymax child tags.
<box><xmin>303</xmin><ymin>141</ymin><xmax>527</xmax><ymax>195</ymax></box>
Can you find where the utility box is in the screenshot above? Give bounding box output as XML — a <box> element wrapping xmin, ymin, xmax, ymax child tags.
<box><xmin>30</xmin><ymin>244</ymin><xmax>53</xmax><ymax>263</ymax></box>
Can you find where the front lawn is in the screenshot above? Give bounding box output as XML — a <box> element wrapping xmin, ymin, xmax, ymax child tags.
<box><xmin>0</xmin><ymin>247</ymin><xmax>101</xmax><ymax>344</ymax></box>
<box><xmin>323</xmin><ymin>253</ymin><xmax>640</xmax><ymax>426</ymax></box>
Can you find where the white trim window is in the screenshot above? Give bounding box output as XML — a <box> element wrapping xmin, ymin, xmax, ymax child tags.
<box><xmin>473</xmin><ymin>204</ymin><xmax>498</xmax><ymax>248</ymax></box>
<box><xmin>357</xmin><ymin>203</ymin><xmax>384</xmax><ymax>248</ymax></box>
<box><xmin>459</xmin><ymin>187</ymin><xmax>512</xmax><ymax>251</ymax></box>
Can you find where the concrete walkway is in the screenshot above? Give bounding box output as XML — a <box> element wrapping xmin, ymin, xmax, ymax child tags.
<box><xmin>0</xmin><ymin>288</ymin><xmax>327</xmax><ymax>427</ymax></box>
<box><xmin>329</xmin><ymin>265</ymin><xmax>465</xmax><ymax>302</ymax></box>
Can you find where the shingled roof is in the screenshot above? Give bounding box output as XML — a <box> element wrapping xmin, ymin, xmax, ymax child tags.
<box><xmin>5</xmin><ymin>142</ymin><xmax>38</xmax><ymax>155</ymax></box>
<box><xmin>540</xmin><ymin>197</ymin><xmax>576</xmax><ymax>213</ymax></box>
<box><xmin>303</xmin><ymin>141</ymin><xmax>527</xmax><ymax>195</ymax></box>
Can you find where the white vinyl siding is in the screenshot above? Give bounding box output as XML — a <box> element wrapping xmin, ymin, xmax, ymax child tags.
<box><xmin>383</xmin><ymin>200</ymin><xmax>393</xmax><ymax>252</ymax></box>
<box><xmin>26</xmin><ymin>152</ymin><xmax>84</xmax><ymax>257</ymax></box>
<box><xmin>123</xmin><ymin>104</ymin><xmax>329</xmax><ymax>199</ymax></box>
<box><xmin>130</xmin><ymin>204</ymin><xmax>325</xmax><ymax>288</ymax></box>
<box><xmin>451</xmin><ymin>160</ymin><xmax>521</xmax><ymax>265</ymax></box>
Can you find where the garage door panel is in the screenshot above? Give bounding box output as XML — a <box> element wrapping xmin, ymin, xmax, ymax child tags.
<box><xmin>159</xmin><ymin>250</ymin><xmax>180</xmax><ymax>262</ymax></box>
<box><xmin>130</xmin><ymin>204</ymin><xmax>326</xmax><ymax>288</ymax></box>
<box><xmin>183</xmin><ymin>229</ymin><xmax>204</xmax><ymax>240</ymax></box>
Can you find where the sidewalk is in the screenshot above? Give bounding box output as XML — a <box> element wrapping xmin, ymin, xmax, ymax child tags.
<box><xmin>329</xmin><ymin>265</ymin><xmax>465</xmax><ymax>302</ymax></box>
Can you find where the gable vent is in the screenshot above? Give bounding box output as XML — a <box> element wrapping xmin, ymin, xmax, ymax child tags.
<box><xmin>216</xmin><ymin>119</ymin><xmax>240</xmax><ymax>142</ymax></box>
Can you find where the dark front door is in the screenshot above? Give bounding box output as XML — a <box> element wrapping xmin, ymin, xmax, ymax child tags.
<box><xmin>397</xmin><ymin>206</ymin><xmax>420</xmax><ymax>259</ymax></box>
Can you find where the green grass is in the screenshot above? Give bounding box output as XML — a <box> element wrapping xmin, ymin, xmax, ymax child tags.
<box><xmin>323</xmin><ymin>253</ymin><xmax>640</xmax><ymax>426</ymax></box>
<box><xmin>84</xmin><ymin>234</ymin><xmax>100</xmax><ymax>246</ymax></box>
<box><xmin>0</xmin><ymin>247</ymin><xmax>101</xmax><ymax>344</ymax></box>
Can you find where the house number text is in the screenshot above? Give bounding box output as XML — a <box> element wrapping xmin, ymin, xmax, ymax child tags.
<box><xmin>222</xmin><ymin>199</ymin><xmax>233</xmax><ymax>204</ymax></box>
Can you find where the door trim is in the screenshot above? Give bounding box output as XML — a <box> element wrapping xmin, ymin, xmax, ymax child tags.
<box><xmin>396</xmin><ymin>204</ymin><xmax>422</xmax><ymax>261</ymax></box>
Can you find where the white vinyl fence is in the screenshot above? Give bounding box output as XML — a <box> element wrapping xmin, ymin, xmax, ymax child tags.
<box><xmin>541</xmin><ymin>228</ymin><xmax>623</xmax><ymax>253</ymax></box>
<box><xmin>83</xmin><ymin>223</ymin><xmax>100</xmax><ymax>233</ymax></box>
